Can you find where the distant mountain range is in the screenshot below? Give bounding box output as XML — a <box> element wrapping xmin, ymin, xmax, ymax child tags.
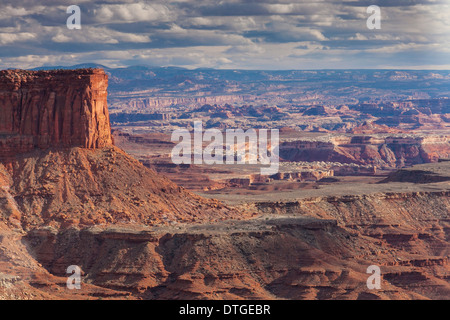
<box><xmin>21</xmin><ymin>64</ymin><xmax>450</xmax><ymax>110</ymax></box>
<box><xmin>28</xmin><ymin>63</ymin><xmax>450</xmax><ymax>83</ymax></box>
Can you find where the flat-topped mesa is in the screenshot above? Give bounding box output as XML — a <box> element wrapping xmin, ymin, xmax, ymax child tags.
<box><xmin>0</xmin><ymin>68</ymin><xmax>113</xmax><ymax>157</ymax></box>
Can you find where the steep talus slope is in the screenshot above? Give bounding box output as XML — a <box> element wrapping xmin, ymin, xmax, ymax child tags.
<box><xmin>1</xmin><ymin>146</ymin><xmax>240</xmax><ymax>231</ymax></box>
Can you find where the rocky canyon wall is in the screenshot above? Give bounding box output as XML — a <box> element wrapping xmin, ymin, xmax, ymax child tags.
<box><xmin>0</xmin><ymin>69</ymin><xmax>113</xmax><ymax>157</ymax></box>
<box><xmin>280</xmin><ymin>135</ymin><xmax>450</xmax><ymax>168</ymax></box>
<box><xmin>22</xmin><ymin>190</ymin><xmax>450</xmax><ymax>300</ymax></box>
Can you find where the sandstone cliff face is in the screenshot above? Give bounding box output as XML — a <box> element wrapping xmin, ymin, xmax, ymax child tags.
<box><xmin>280</xmin><ymin>135</ymin><xmax>450</xmax><ymax>168</ymax></box>
<box><xmin>109</xmin><ymin>95</ymin><xmax>247</xmax><ymax>112</ymax></box>
<box><xmin>0</xmin><ymin>69</ymin><xmax>112</xmax><ymax>157</ymax></box>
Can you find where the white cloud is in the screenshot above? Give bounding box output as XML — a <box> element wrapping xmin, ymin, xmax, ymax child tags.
<box><xmin>51</xmin><ymin>27</ymin><xmax>151</xmax><ymax>44</ymax></box>
<box><xmin>93</xmin><ymin>3</ymin><xmax>172</xmax><ymax>23</ymax></box>
<box><xmin>349</xmin><ymin>33</ymin><xmax>368</xmax><ymax>41</ymax></box>
<box><xmin>0</xmin><ymin>32</ymin><xmax>36</xmax><ymax>44</ymax></box>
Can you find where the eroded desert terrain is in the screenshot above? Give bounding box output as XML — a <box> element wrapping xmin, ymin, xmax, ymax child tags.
<box><xmin>0</xmin><ymin>68</ymin><xmax>448</xmax><ymax>300</ymax></box>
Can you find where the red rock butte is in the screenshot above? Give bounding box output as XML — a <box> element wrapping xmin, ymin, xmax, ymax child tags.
<box><xmin>0</xmin><ymin>68</ymin><xmax>113</xmax><ymax>157</ymax></box>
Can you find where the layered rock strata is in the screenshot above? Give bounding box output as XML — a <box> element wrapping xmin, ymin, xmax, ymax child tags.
<box><xmin>0</xmin><ymin>69</ymin><xmax>112</xmax><ymax>157</ymax></box>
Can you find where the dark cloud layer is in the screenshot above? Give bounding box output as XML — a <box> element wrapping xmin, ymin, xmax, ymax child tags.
<box><xmin>0</xmin><ymin>0</ymin><xmax>448</xmax><ymax>69</ymax></box>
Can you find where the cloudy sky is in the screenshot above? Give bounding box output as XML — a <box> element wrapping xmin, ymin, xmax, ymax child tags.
<box><xmin>0</xmin><ymin>0</ymin><xmax>449</xmax><ymax>70</ymax></box>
